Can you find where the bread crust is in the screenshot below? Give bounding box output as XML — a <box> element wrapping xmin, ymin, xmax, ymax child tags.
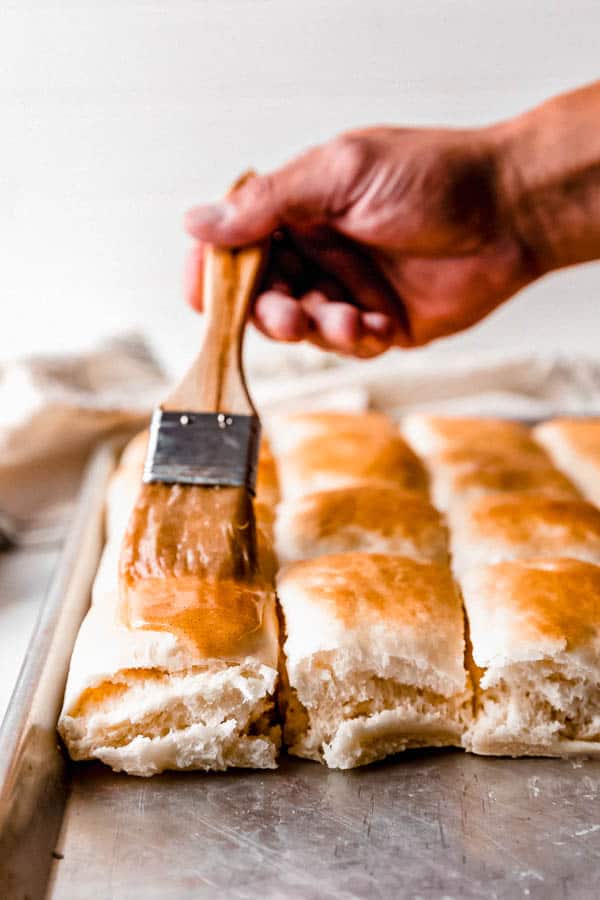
<box><xmin>277</xmin><ymin>430</ymin><xmax>428</xmax><ymax>500</ymax></box>
<box><xmin>402</xmin><ymin>414</ymin><xmax>538</xmax><ymax>458</ymax></box>
<box><xmin>275</xmin><ymin>485</ymin><xmax>448</xmax><ymax>565</ymax></box>
<box><xmin>450</xmin><ymin>493</ymin><xmax>600</xmax><ymax>575</ymax></box>
<box><xmin>535</xmin><ymin>418</ymin><xmax>600</xmax><ymax>506</ymax></box>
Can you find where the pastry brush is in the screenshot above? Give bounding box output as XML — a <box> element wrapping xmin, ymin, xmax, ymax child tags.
<box><xmin>119</xmin><ymin>176</ymin><xmax>268</xmax><ymax>636</ymax></box>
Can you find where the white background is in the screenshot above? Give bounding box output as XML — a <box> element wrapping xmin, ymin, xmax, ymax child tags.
<box><xmin>2</xmin><ymin>0</ymin><xmax>599</xmax><ymax>376</ymax></box>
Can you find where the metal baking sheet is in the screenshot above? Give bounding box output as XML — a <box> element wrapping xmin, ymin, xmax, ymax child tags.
<box><xmin>2</xmin><ymin>439</ymin><xmax>600</xmax><ymax>900</ymax></box>
<box><xmin>0</xmin><ymin>441</ymin><xmax>116</xmax><ymax>900</ymax></box>
<box><xmin>48</xmin><ymin>753</ymin><xmax>600</xmax><ymax>900</ymax></box>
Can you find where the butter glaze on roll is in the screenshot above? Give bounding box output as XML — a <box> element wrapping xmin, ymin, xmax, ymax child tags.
<box><xmin>58</xmin><ymin>432</ymin><xmax>281</xmax><ymax>776</ymax></box>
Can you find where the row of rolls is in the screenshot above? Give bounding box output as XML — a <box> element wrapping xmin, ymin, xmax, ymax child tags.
<box><xmin>59</xmin><ymin>411</ymin><xmax>600</xmax><ymax>774</ymax></box>
<box><xmin>269</xmin><ymin>412</ymin><xmax>600</xmax><ymax>766</ymax></box>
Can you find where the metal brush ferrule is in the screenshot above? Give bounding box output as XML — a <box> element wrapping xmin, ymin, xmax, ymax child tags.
<box><xmin>143</xmin><ymin>409</ymin><xmax>261</xmax><ymax>493</ymax></box>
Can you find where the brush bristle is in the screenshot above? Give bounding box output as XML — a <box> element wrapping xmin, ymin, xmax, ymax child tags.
<box><xmin>118</xmin><ymin>481</ymin><xmax>275</xmax><ymax>657</ymax></box>
<box><xmin>120</xmin><ymin>482</ymin><xmax>260</xmax><ymax>581</ymax></box>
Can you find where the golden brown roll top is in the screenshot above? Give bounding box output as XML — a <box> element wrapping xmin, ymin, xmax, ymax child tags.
<box><xmin>268</xmin><ymin>410</ymin><xmax>397</xmax><ymax>456</ymax></box>
<box><xmin>401</xmin><ymin>414</ymin><xmax>539</xmax><ymax>458</ymax></box>
<box><xmin>534</xmin><ymin>418</ymin><xmax>600</xmax><ymax>507</ymax></box>
<box><xmin>401</xmin><ymin>414</ymin><xmax>580</xmax><ymax>512</ymax></box>
<box><xmin>275</xmin><ymin>485</ymin><xmax>448</xmax><ymax>565</ymax></box>
<box><xmin>62</xmin><ymin>411</ymin><xmax>600</xmax><ymax>774</ymax></box>
<box><xmin>269</xmin><ymin>412</ymin><xmax>466</xmax><ymax>768</ymax></box>
<box><xmin>272</xmin><ymin>411</ymin><xmax>428</xmax><ymax>501</ymax></box>
<box><xmin>450</xmin><ymin>493</ymin><xmax>600</xmax><ymax>576</ymax></box>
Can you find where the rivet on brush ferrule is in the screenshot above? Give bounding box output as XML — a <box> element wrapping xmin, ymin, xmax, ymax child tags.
<box><xmin>143</xmin><ymin>409</ymin><xmax>261</xmax><ymax>493</ymax></box>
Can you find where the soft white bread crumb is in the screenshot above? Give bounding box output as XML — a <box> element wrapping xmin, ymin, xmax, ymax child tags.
<box><xmin>277</xmin><ymin>553</ymin><xmax>471</xmax><ymax>769</ymax></box>
<box><xmin>60</xmin><ymin>663</ymin><xmax>279</xmax><ymax>776</ymax></box>
<box><xmin>461</xmin><ymin>558</ymin><xmax>600</xmax><ymax>757</ymax></box>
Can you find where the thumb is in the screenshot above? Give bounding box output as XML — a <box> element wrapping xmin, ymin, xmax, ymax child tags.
<box><xmin>184</xmin><ymin>147</ymin><xmax>334</xmax><ymax>247</ymax></box>
<box><xmin>185</xmin><ymin>174</ymin><xmax>279</xmax><ymax>246</ymax></box>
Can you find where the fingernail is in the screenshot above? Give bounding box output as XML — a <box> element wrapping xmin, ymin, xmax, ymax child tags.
<box><xmin>185</xmin><ymin>203</ymin><xmax>232</xmax><ymax>232</ymax></box>
<box><xmin>362</xmin><ymin>312</ymin><xmax>394</xmax><ymax>339</ymax></box>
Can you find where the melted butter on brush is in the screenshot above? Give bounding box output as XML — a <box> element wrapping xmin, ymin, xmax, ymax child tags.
<box><xmin>121</xmin><ymin>483</ymin><xmax>260</xmax><ymax>580</ymax></box>
<box><xmin>119</xmin><ymin>483</ymin><xmax>274</xmax><ymax>657</ymax></box>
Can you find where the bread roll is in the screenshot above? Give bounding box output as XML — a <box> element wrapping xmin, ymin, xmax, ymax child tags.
<box><xmin>400</xmin><ymin>415</ymin><xmax>576</xmax><ymax>511</ymax></box>
<box><xmin>275</xmin><ymin>485</ymin><xmax>448</xmax><ymax>565</ymax></box>
<box><xmin>534</xmin><ymin>418</ymin><xmax>600</xmax><ymax>507</ymax></box>
<box><xmin>462</xmin><ymin>558</ymin><xmax>600</xmax><ymax>757</ymax></box>
<box><xmin>58</xmin><ymin>434</ymin><xmax>281</xmax><ymax>776</ymax></box>
<box><xmin>427</xmin><ymin>448</ymin><xmax>579</xmax><ymax>512</ymax></box>
<box><xmin>254</xmin><ymin>435</ymin><xmax>280</xmax><ymax>510</ymax></box>
<box><xmin>267</xmin><ymin>410</ymin><xmax>396</xmax><ymax>457</ymax></box>
<box><xmin>401</xmin><ymin>414</ymin><xmax>539</xmax><ymax>458</ymax></box>
<box><xmin>450</xmin><ymin>494</ymin><xmax>600</xmax><ymax>576</ymax></box>
<box><xmin>277</xmin><ymin>553</ymin><xmax>471</xmax><ymax>769</ymax></box>
<box><xmin>277</xmin><ymin>413</ymin><xmax>428</xmax><ymax>500</ymax></box>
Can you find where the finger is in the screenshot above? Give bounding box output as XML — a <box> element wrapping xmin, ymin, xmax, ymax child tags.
<box><xmin>300</xmin><ymin>290</ymin><xmax>385</xmax><ymax>357</ymax></box>
<box><xmin>299</xmin><ymin>289</ymin><xmax>331</xmax><ymax>317</ymax></box>
<box><xmin>184</xmin><ymin>243</ymin><xmax>205</xmax><ymax>312</ymax></box>
<box><xmin>300</xmin><ymin>291</ymin><xmax>362</xmax><ymax>354</ymax></box>
<box><xmin>185</xmin><ymin>174</ymin><xmax>280</xmax><ymax>246</ymax></box>
<box><xmin>354</xmin><ymin>313</ymin><xmax>395</xmax><ymax>358</ymax></box>
<box><xmin>184</xmin><ymin>145</ymin><xmax>340</xmax><ymax>247</ymax></box>
<box><xmin>355</xmin><ymin>337</ymin><xmax>391</xmax><ymax>358</ymax></box>
<box><xmin>252</xmin><ymin>291</ymin><xmax>309</xmax><ymax>343</ymax></box>
<box><xmin>290</xmin><ymin>226</ymin><xmax>402</xmax><ymax>320</ymax></box>
<box><xmin>361</xmin><ymin>310</ymin><xmax>395</xmax><ymax>341</ymax></box>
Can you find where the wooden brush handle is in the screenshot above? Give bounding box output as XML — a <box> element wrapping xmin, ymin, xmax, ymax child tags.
<box><xmin>164</xmin><ymin>173</ymin><xmax>265</xmax><ymax>414</ymax></box>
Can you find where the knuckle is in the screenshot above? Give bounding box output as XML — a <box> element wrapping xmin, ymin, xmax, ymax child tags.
<box><xmin>328</xmin><ymin>133</ymin><xmax>371</xmax><ymax>175</ymax></box>
<box><xmin>236</xmin><ymin>172</ymin><xmax>274</xmax><ymax>209</ymax></box>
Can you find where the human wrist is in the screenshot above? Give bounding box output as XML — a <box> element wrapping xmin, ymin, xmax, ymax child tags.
<box><xmin>490</xmin><ymin>83</ymin><xmax>600</xmax><ymax>275</ymax></box>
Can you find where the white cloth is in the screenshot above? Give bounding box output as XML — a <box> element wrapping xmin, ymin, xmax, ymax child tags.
<box><xmin>3</xmin><ymin>337</ymin><xmax>600</xmax><ymax>519</ymax></box>
<box><xmin>0</xmin><ymin>334</ymin><xmax>166</xmax><ymax>518</ymax></box>
<box><xmin>253</xmin><ymin>347</ymin><xmax>600</xmax><ymax>421</ymax></box>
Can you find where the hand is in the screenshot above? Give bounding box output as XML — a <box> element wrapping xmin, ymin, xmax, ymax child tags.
<box><xmin>184</xmin><ymin>126</ymin><xmax>537</xmax><ymax>357</ymax></box>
